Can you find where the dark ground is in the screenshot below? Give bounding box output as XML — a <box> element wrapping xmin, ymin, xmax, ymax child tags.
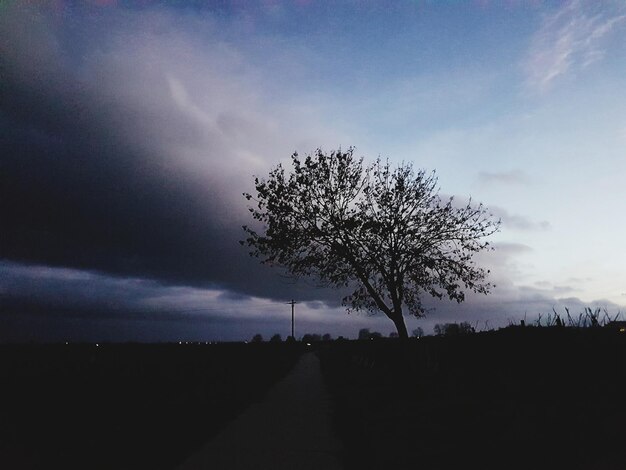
<box><xmin>0</xmin><ymin>342</ymin><xmax>303</xmax><ymax>469</ymax></box>
<box><xmin>2</xmin><ymin>329</ymin><xmax>624</xmax><ymax>470</ymax></box>
<box><xmin>318</xmin><ymin>327</ymin><xmax>626</xmax><ymax>470</ymax></box>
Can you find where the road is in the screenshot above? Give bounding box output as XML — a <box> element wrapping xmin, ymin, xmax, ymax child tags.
<box><xmin>177</xmin><ymin>351</ymin><xmax>342</xmax><ymax>470</ymax></box>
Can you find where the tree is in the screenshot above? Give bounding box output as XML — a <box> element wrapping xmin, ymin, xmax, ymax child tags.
<box><xmin>302</xmin><ymin>333</ymin><xmax>322</xmax><ymax>343</ymax></box>
<box><xmin>459</xmin><ymin>321</ymin><xmax>475</xmax><ymax>334</ymax></box>
<box><xmin>358</xmin><ymin>328</ymin><xmax>371</xmax><ymax>340</ymax></box>
<box><xmin>412</xmin><ymin>327</ymin><xmax>424</xmax><ymax>338</ymax></box>
<box><xmin>251</xmin><ymin>333</ymin><xmax>264</xmax><ymax>343</ymax></box>
<box><xmin>242</xmin><ymin>148</ymin><xmax>499</xmax><ymax>339</ymax></box>
<box><xmin>270</xmin><ymin>333</ymin><xmax>282</xmax><ymax>342</ymax></box>
<box><xmin>433</xmin><ymin>322</ymin><xmax>475</xmax><ymax>336</ymax></box>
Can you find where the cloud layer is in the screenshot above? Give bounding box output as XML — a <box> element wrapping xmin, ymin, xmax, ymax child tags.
<box><xmin>0</xmin><ymin>3</ymin><xmax>345</xmax><ymax>304</ymax></box>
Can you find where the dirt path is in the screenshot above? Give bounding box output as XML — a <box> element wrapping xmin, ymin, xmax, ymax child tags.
<box><xmin>176</xmin><ymin>351</ymin><xmax>342</xmax><ymax>470</ymax></box>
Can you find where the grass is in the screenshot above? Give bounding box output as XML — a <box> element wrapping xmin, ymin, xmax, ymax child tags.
<box><xmin>527</xmin><ymin>307</ymin><xmax>623</xmax><ymax>328</ymax></box>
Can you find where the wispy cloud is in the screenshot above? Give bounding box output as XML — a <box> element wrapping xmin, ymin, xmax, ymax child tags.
<box><xmin>477</xmin><ymin>169</ymin><xmax>531</xmax><ymax>186</ymax></box>
<box><xmin>490</xmin><ymin>206</ymin><xmax>551</xmax><ymax>232</ymax></box>
<box><xmin>445</xmin><ymin>193</ymin><xmax>549</xmax><ymax>232</ymax></box>
<box><xmin>524</xmin><ymin>0</ymin><xmax>626</xmax><ymax>92</ymax></box>
<box><xmin>0</xmin><ymin>261</ymin><xmax>389</xmax><ymax>341</ymax></box>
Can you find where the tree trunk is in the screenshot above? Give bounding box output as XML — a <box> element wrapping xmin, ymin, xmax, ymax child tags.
<box><xmin>392</xmin><ymin>314</ymin><xmax>409</xmax><ymax>339</ymax></box>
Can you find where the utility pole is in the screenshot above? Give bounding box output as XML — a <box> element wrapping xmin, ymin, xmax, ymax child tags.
<box><xmin>286</xmin><ymin>299</ymin><xmax>297</xmax><ymax>339</ymax></box>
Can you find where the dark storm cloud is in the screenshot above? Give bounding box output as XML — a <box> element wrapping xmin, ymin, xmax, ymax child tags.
<box><xmin>0</xmin><ymin>3</ymin><xmax>339</xmax><ymax>304</ymax></box>
<box><xmin>0</xmin><ymin>259</ymin><xmax>277</xmax><ymax>342</ymax></box>
<box><xmin>0</xmin><ymin>261</ymin><xmax>382</xmax><ymax>342</ymax></box>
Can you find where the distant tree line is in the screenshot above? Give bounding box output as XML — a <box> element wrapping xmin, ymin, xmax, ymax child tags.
<box><xmin>252</xmin><ymin>308</ymin><xmax>623</xmax><ymax>343</ymax></box>
<box><xmin>433</xmin><ymin>322</ymin><xmax>475</xmax><ymax>336</ymax></box>
<box><xmin>250</xmin><ymin>332</ymin><xmax>335</xmax><ymax>343</ymax></box>
<box><xmin>358</xmin><ymin>328</ymin><xmax>425</xmax><ymax>340</ymax></box>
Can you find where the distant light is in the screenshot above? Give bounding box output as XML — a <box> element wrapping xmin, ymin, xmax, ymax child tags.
<box><xmin>178</xmin><ymin>341</ymin><xmax>182</xmax><ymax>345</ymax></box>
<box><xmin>306</xmin><ymin>343</ymin><xmax>311</xmax><ymax>346</ymax></box>
<box><xmin>65</xmin><ymin>342</ymin><xmax>68</xmax><ymax>345</ymax></box>
<box><xmin>620</xmin><ymin>328</ymin><xmax>625</xmax><ymax>333</ymax></box>
<box><xmin>95</xmin><ymin>343</ymin><xmax>99</xmax><ymax>347</ymax></box>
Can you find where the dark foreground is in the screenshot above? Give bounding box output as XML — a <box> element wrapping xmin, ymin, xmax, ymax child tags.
<box><xmin>319</xmin><ymin>327</ymin><xmax>626</xmax><ymax>470</ymax></box>
<box><xmin>0</xmin><ymin>342</ymin><xmax>303</xmax><ymax>469</ymax></box>
<box><xmin>2</xmin><ymin>329</ymin><xmax>624</xmax><ymax>470</ymax></box>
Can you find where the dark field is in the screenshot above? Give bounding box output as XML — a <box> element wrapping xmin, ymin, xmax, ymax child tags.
<box><xmin>0</xmin><ymin>342</ymin><xmax>303</xmax><ymax>469</ymax></box>
<box><xmin>2</xmin><ymin>329</ymin><xmax>624</xmax><ymax>470</ymax></box>
<box><xmin>319</xmin><ymin>328</ymin><xmax>626</xmax><ymax>470</ymax></box>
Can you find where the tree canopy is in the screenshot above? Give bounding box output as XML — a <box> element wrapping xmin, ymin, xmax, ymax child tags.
<box><xmin>242</xmin><ymin>148</ymin><xmax>500</xmax><ymax>338</ymax></box>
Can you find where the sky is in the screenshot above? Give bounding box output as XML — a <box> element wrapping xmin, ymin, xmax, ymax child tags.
<box><xmin>1</xmin><ymin>0</ymin><xmax>625</xmax><ymax>342</ymax></box>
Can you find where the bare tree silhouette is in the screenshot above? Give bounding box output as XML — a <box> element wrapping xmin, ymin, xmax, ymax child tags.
<box><xmin>242</xmin><ymin>148</ymin><xmax>499</xmax><ymax>338</ymax></box>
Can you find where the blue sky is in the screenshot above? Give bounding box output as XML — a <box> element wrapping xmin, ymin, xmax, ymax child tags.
<box><xmin>1</xmin><ymin>0</ymin><xmax>625</xmax><ymax>341</ymax></box>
